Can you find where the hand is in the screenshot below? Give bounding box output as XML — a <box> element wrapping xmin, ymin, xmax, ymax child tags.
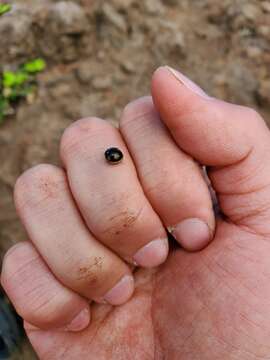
<box><xmin>2</xmin><ymin>67</ymin><xmax>270</xmax><ymax>360</ymax></box>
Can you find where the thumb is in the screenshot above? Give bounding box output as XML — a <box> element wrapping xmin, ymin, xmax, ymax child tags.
<box><xmin>151</xmin><ymin>66</ymin><xmax>270</xmax><ymax>235</ymax></box>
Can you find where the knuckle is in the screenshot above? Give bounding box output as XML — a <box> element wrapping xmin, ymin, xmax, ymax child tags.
<box><xmin>145</xmin><ymin>177</ymin><xmax>179</xmax><ymax>199</ymax></box>
<box><xmin>60</xmin><ymin>117</ymin><xmax>108</xmax><ymax>160</ymax></box>
<box><xmin>76</xmin><ymin>259</ymin><xmax>103</xmax><ymax>286</ymax></box>
<box><xmin>22</xmin><ymin>298</ymin><xmax>53</xmax><ymax>327</ymax></box>
<box><xmin>2</xmin><ymin>243</ymin><xmax>32</xmax><ymax>278</ymax></box>
<box><xmin>25</xmin><ymin>293</ymin><xmax>73</xmax><ymax>329</ymax></box>
<box><xmin>14</xmin><ymin>164</ymin><xmax>66</xmax><ymax>211</ymax></box>
<box><xmin>243</xmin><ymin>107</ymin><xmax>263</xmax><ymax>125</ymax></box>
<box><xmin>141</xmin><ymin>161</ymin><xmax>183</xmax><ymax>194</ymax></box>
<box><xmin>146</xmin><ymin>177</ymin><xmax>174</xmax><ymax>196</ymax></box>
<box><xmin>71</xmin><ymin>257</ymin><xmax>108</xmax><ymax>296</ymax></box>
<box><xmin>1</xmin><ymin>242</ymin><xmax>38</xmax><ymax>292</ymax></box>
<box><xmin>15</xmin><ymin>164</ymin><xmax>63</xmax><ymax>192</ymax></box>
<box><xmin>120</xmin><ymin>96</ymin><xmax>153</xmax><ymax>128</ymax></box>
<box><xmin>103</xmin><ymin>205</ymin><xmax>145</xmax><ymax>237</ymax></box>
<box><xmin>73</xmin><ymin>256</ymin><xmax>126</xmax><ymax>297</ymax></box>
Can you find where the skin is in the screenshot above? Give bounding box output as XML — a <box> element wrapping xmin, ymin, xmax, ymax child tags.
<box><xmin>2</xmin><ymin>67</ymin><xmax>270</xmax><ymax>359</ymax></box>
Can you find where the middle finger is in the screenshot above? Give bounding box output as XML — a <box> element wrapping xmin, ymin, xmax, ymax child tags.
<box><xmin>60</xmin><ymin>117</ymin><xmax>168</xmax><ymax>268</ymax></box>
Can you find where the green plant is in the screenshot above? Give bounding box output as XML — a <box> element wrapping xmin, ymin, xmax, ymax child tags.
<box><xmin>0</xmin><ymin>3</ymin><xmax>12</xmax><ymax>16</ymax></box>
<box><xmin>0</xmin><ymin>96</ymin><xmax>8</xmax><ymax>121</ymax></box>
<box><xmin>23</xmin><ymin>58</ymin><xmax>46</xmax><ymax>73</ymax></box>
<box><xmin>0</xmin><ymin>58</ymin><xmax>46</xmax><ymax>123</ymax></box>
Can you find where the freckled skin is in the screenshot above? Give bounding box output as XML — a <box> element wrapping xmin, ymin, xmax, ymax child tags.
<box><xmin>38</xmin><ymin>176</ymin><xmax>61</xmax><ymax>199</ymax></box>
<box><xmin>27</xmin><ymin>221</ymin><xmax>270</xmax><ymax>360</ymax></box>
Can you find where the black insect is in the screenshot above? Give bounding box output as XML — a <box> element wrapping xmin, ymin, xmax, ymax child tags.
<box><xmin>105</xmin><ymin>147</ymin><xmax>123</xmax><ymax>164</ymax></box>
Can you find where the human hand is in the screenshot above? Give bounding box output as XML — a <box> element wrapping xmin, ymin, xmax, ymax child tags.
<box><xmin>2</xmin><ymin>67</ymin><xmax>270</xmax><ymax>359</ymax></box>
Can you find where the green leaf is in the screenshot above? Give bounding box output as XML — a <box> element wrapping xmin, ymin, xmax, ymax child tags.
<box><xmin>3</xmin><ymin>71</ymin><xmax>28</xmax><ymax>88</ymax></box>
<box><xmin>15</xmin><ymin>71</ymin><xmax>29</xmax><ymax>86</ymax></box>
<box><xmin>0</xmin><ymin>57</ymin><xmax>45</xmax><ymax>122</ymax></box>
<box><xmin>2</xmin><ymin>71</ymin><xmax>17</xmax><ymax>88</ymax></box>
<box><xmin>23</xmin><ymin>58</ymin><xmax>46</xmax><ymax>73</ymax></box>
<box><xmin>0</xmin><ymin>3</ymin><xmax>12</xmax><ymax>16</ymax></box>
<box><xmin>0</xmin><ymin>96</ymin><xmax>8</xmax><ymax>123</ymax></box>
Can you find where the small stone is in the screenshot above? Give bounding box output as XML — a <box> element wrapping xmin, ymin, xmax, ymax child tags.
<box><xmin>120</xmin><ymin>60</ymin><xmax>136</xmax><ymax>74</ymax></box>
<box><xmin>49</xmin><ymin>83</ymin><xmax>72</xmax><ymax>99</ymax></box>
<box><xmin>92</xmin><ymin>76</ymin><xmax>112</xmax><ymax>90</ymax></box>
<box><xmin>261</xmin><ymin>1</ymin><xmax>270</xmax><ymax>13</ymax></box>
<box><xmin>49</xmin><ymin>1</ymin><xmax>88</xmax><ymax>35</ymax></box>
<box><xmin>258</xmin><ymin>25</ymin><xmax>270</xmax><ymax>37</ymax></box>
<box><xmin>246</xmin><ymin>45</ymin><xmax>263</xmax><ymax>59</ymax></box>
<box><xmin>195</xmin><ymin>24</ymin><xmax>223</xmax><ymax>40</ymax></box>
<box><xmin>213</xmin><ymin>73</ymin><xmax>227</xmax><ymax>86</ymax></box>
<box><xmin>111</xmin><ymin>0</ymin><xmax>134</xmax><ymax>10</ymax></box>
<box><xmin>171</xmin><ymin>32</ymin><xmax>186</xmax><ymax>50</ymax></box>
<box><xmin>101</xmin><ymin>3</ymin><xmax>127</xmax><ymax>32</ymax></box>
<box><xmin>162</xmin><ymin>0</ymin><xmax>180</xmax><ymax>6</ymax></box>
<box><xmin>158</xmin><ymin>19</ymin><xmax>179</xmax><ymax>31</ymax></box>
<box><xmin>226</xmin><ymin>63</ymin><xmax>259</xmax><ymax>104</ymax></box>
<box><xmin>0</xmin><ymin>8</ymin><xmax>35</xmax><ymax>60</ymax></box>
<box><xmin>144</xmin><ymin>0</ymin><xmax>164</xmax><ymax>15</ymax></box>
<box><xmin>242</xmin><ymin>4</ymin><xmax>261</xmax><ymax>21</ymax></box>
<box><xmin>238</xmin><ymin>27</ymin><xmax>253</xmax><ymax>38</ymax></box>
<box><xmin>154</xmin><ymin>29</ymin><xmax>186</xmax><ymax>59</ymax></box>
<box><xmin>26</xmin><ymin>91</ymin><xmax>37</xmax><ymax>105</ymax></box>
<box><xmin>97</xmin><ymin>51</ymin><xmax>106</xmax><ymax>61</ymax></box>
<box><xmin>76</xmin><ymin>63</ymin><xmax>94</xmax><ymax>84</ymax></box>
<box><xmin>112</xmin><ymin>72</ymin><xmax>127</xmax><ymax>85</ymax></box>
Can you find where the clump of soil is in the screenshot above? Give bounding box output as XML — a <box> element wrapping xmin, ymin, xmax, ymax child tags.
<box><xmin>0</xmin><ymin>0</ymin><xmax>269</xmax><ymax>358</ymax></box>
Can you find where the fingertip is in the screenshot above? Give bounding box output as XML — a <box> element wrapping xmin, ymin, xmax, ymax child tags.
<box><xmin>152</xmin><ymin>66</ymin><xmax>211</xmax><ymax>100</ymax></box>
<box><xmin>65</xmin><ymin>307</ymin><xmax>91</xmax><ymax>332</ymax></box>
<box><xmin>24</xmin><ymin>306</ymin><xmax>91</xmax><ymax>333</ymax></box>
<box><xmin>133</xmin><ymin>238</ymin><xmax>169</xmax><ymax>268</ymax></box>
<box><xmin>172</xmin><ymin>218</ymin><xmax>213</xmax><ymax>252</ymax></box>
<box><xmin>151</xmin><ymin>66</ymin><xmax>168</xmax><ymax>94</ymax></box>
<box><xmin>102</xmin><ymin>275</ymin><xmax>135</xmax><ymax>306</ymax></box>
<box><xmin>151</xmin><ymin>66</ymin><xmax>195</xmax><ymax>121</ymax></box>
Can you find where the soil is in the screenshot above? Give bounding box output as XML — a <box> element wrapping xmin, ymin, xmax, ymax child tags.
<box><xmin>0</xmin><ymin>0</ymin><xmax>270</xmax><ymax>358</ymax></box>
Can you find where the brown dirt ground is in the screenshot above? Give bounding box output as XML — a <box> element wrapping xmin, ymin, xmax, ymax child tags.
<box><xmin>0</xmin><ymin>0</ymin><xmax>270</xmax><ymax>358</ymax></box>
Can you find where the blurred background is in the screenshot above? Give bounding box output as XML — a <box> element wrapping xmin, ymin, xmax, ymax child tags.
<box><xmin>0</xmin><ymin>0</ymin><xmax>269</xmax><ymax>358</ymax></box>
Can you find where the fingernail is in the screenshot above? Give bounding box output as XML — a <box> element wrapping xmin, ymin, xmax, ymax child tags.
<box><xmin>133</xmin><ymin>238</ymin><xmax>168</xmax><ymax>268</ymax></box>
<box><xmin>103</xmin><ymin>275</ymin><xmax>134</xmax><ymax>306</ymax></box>
<box><xmin>172</xmin><ymin>218</ymin><xmax>211</xmax><ymax>251</ymax></box>
<box><xmin>65</xmin><ymin>307</ymin><xmax>91</xmax><ymax>332</ymax></box>
<box><xmin>165</xmin><ymin>66</ymin><xmax>211</xmax><ymax>99</ymax></box>
<box><xmin>93</xmin><ymin>297</ymin><xmax>108</xmax><ymax>305</ymax></box>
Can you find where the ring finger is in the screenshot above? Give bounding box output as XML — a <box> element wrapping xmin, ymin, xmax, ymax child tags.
<box><xmin>14</xmin><ymin>164</ymin><xmax>133</xmax><ymax>305</ymax></box>
<box><xmin>120</xmin><ymin>97</ymin><xmax>215</xmax><ymax>251</ymax></box>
